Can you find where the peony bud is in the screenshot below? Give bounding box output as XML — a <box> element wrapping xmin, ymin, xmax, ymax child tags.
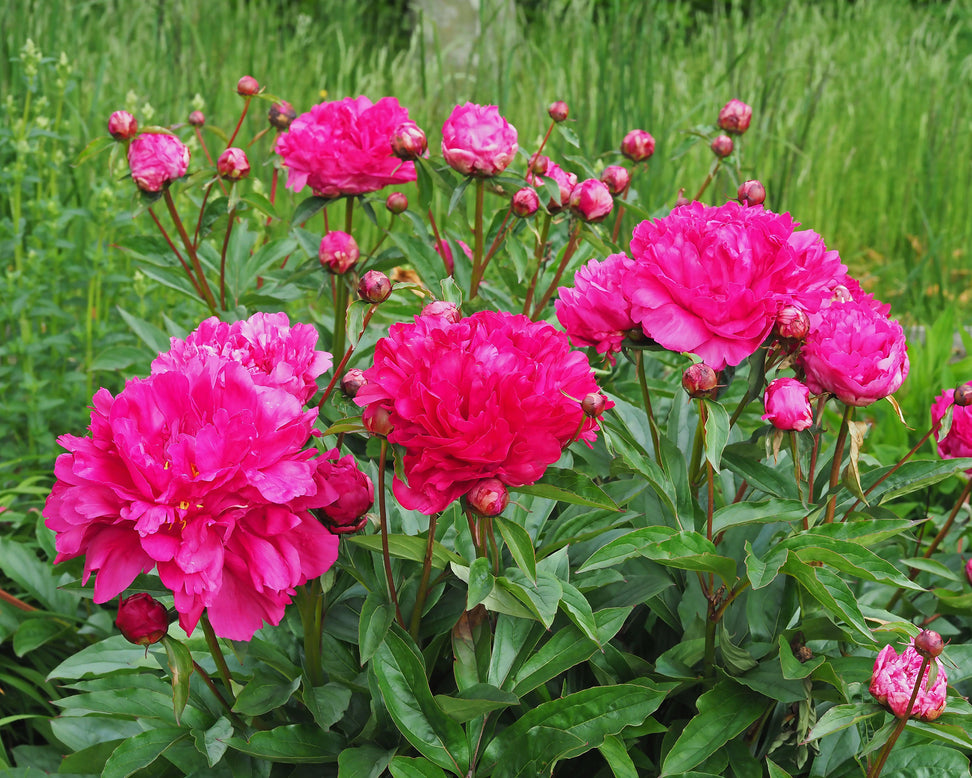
<box><xmin>319</xmin><ymin>231</ymin><xmax>360</xmax><ymax>274</ymax></box>
<box><xmin>391</xmin><ymin>121</ymin><xmax>428</xmax><ymax>160</ymax></box>
<box><xmin>512</xmin><ymin>187</ymin><xmax>540</xmax><ymax>218</ymax></box>
<box><xmin>108</xmin><ymin>110</ymin><xmax>138</xmax><ymax>141</ymax></box>
<box><xmin>718</xmin><ymin>99</ymin><xmax>753</xmax><ymax>134</ymax></box>
<box><xmin>188</xmin><ymin>110</ymin><xmax>205</xmax><ymax>128</ymax></box>
<box><xmin>116</xmin><ymin>593</ymin><xmax>168</xmax><ymax>646</ymax></box>
<box><xmin>237</xmin><ymin>75</ymin><xmax>260</xmax><ymax>96</ymax></box>
<box><xmin>621</xmin><ymin>129</ymin><xmax>655</xmax><ymax>162</ymax></box>
<box><xmin>775</xmin><ymin>305</ymin><xmax>810</xmax><ymax>340</ymax></box>
<box><xmin>216</xmin><ymin>147</ymin><xmax>250</xmax><ymax>180</ymax></box>
<box><xmin>581</xmin><ymin>392</ymin><xmax>607</xmax><ymax>418</ymax></box>
<box><xmin>529</xmin><ymin>154</ymin><xmax>550</xmax><ymax>176</ymax></box>
<box><xmin>363</xmin><ymin>405</ymin><xmax>394</xmax><ymax>436</ymax></box>
<box><xmin>548</xmin><ymin>100</ymin><xmax>569</xmax><ymax>123</ymax></box>
<box><xmin>568</xmin><ymin>178</ymin><xmax>613</xmax><ymax>222</ymax></box>
<box><xmin>914</xmin><ymin>630</ymin><xmax>944</xmax><ymax>659</ymax></box>
<box><xmin>710</xmin><ymin>134</ymin><xmax>734</xmax><ymax>158</ymax></box>
<box><xmin>422</xmin><ymin>300</ymin><xmax>462</xmax><ymax>323</ymax></box>
<box><xmin>675</xmin><ymin>188</ymin><xmax>691</xmax><ymax>207</ymax></box>
<box><xmin>358</xmin><ymin>270</ymin><xmax>392</xmax><ymax>303</ymax></box>
<box><xmin>966</xmin><ymin>557</ymin><xmax>972</xmax><ymax>585</ymax></box>
<box><xmin>467</xmin><ymin>478</ymin><xmax>509</xmax><ymax>517</ymax></box>
<box><xmin>738</xmin><ymin>179</ymin><xmax>766</xmax><ymax>206</ymax></box>
<box><xmin>600</xmin><ymin>164</ymin><xmax>630</xmax><ymax>195</ymax></box>
<box><xmin>385</xmin><ymin>192</ymin><xmax>408</xmax><ymax>214</ymax></box>
<box><xmin>341</xmin><ymin>368</ymin><xmax>367</xmax><ymax>398</ymax></box>
<box><xmin>762</xmin><ymin>377</ymin><xmax>813</xmax><ymax>431</ymax></box>
<box><xmin>268</xmin><ymin>101</ymin><xmax>297</xmax><ymax>131</ymax></box>
<box><xmin>954</xmin><ymin>383</ymin><xmax>972</xmax><ymax>407</ymax></box>
<box><xmin>682</xmin><ymin>363</ymin><xmax>718</xmax><ymax>399</ymax></box>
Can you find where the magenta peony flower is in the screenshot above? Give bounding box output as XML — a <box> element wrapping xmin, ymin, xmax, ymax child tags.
<box><xmin>623</xmin><ymin>201</ymin><xmax>847</xmax><ymax>370</ymax></box>
<box><xmin>391</xmin><ymin>120</ymin><xmax>428</xmax><ymax>160</ymax></box>
<box><xmin>869</xmin><ymin>640</ymin><xmax>947</xmax><ymax>721</ymax></box>
<box><xmin>152</xmin><ymin>312</ymin><xmax>331</xmax><ymax>405</ymax></box>
<box><xmin>355</xmin><ymin>310</ymin><xmax>609</xmax><ymax>514</ymax></box>
<box><xmin>127</xmin><ymin>133</ymin><xmax>190</xmax><ymax>192</ymax></box>
<box><xmin>800</xmin><ymin>299</ymin><xmax>909</xmax><ymax>406</ymax></box>
<box><xmin>556</xmin><ymin>253</ymin><xmax>637</xmax><ymax>364</ymax></box>
<box><xmin>568</xmin><ymin>179</ymin><xmax>613</xmax><ymax>222</ymax></box>
<box><xmin>299</xmin><ymin>448</ymin><xmax>374</xmax><ymax>530</ymax></box>
<box><xmin>441</xmin><ymin>102</ymin><xmax>518</xmax><ymax>177</ymax></box>
<box><xmin>931</xmin><ymin>386</ymin><xmax>972</xmax><ymax>465</ymax></box>
<box><xmin>512</xmin><ymin>187</ymin><xmax>540</xmax><ymax>218</ymax></box>
<box><xmin>217</xmin><ymin>147</ymin><xmax>250</xmax><ymax>180</ymax></box>
<box><xmin>274</xmin><ymin>96</ymin><xmax>417</xmax><ymax>197</ymax></box>
<box><xmin>710</xmin><ymin>134</ymin><xmax>734</xmax><ymax>158</ymax></box>
<box><xmin>528</xmin><ymin>161</ymin><xmax>577</xmax><ymax>213</ymax></box>
<box><xmin>718</xmin><ymin>99</ymin><xmax>753</xmax><ymax>134</ymax></box>
<box><xmin>44</xmin><ymin>353</ymin><xmax>350</xmax><ymax>640</ymax></box>
<box><xmin>467</xmin><ymin>478</ymin><xmax>509</xmax><ymax>517</ymax></box>
<box><xmin>762</xmin><ymin>377</ymin><xmax>813</xmax><ymax>431</ymax></box>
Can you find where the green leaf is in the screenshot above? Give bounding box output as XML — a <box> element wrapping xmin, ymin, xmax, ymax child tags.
<box><xmin>225</xmin><ymin>724</ymin><xmax>343</xmax><ymax>763</ymax></box>
<box><xmin>162</xmin><ymin>635</ymin><xmax>193</xmax><ymax>725</ymax></box>
<box><xmin>782</xmin><ymin>554</ymin><xmax>874</xmax><ymax>643</ymax></box>
<box><xmin>598</xmin><ymin>734</ymin><xmax>639</xmax><ymax>778</ymax></box>
<box><xmin>451</xmin><ymin>563</ymin><xmax>535</xmax><ymax>620</ymax></box>
<box><xmin>102</xmin><ymin>727</ymin><xmax>187</xmax><ymax>778</ymax></box>
<box><xmin>648</xmin><ymin>531</ymin><xmax>737</xmax><ymax>586</ymax></box>
<box><xmin>511</xmin><ymin>471</ymin><xmax>619</xmax><ymax>511</ymax></box>
<box><xmin>661</xmin><ymin>681</ymin><xmax>766</xmax><ymax>774</ymax></box>
<box><xmin>511</xmin><ymin>624</ymin><xmax>599</xmax><ymax>697</ymax></box>
<box><xmin>372</xmin><ymin>626</ymin><xmax>469</xmax><ymax>774</ymax></box>
<box><xmin>779</xmin><ymin>534</ymin><xmax>922</xmax><ymax>591</ymax></box>
<box><xmin>702</xmin><ymin>399</ymin><xmax>731</xmax><ymax>470</ymax></box>
<box><xmin>744</xmin><ymin>542</ymin><xmax>786</xmax><ymax>590</ymax></box>
<box><xmin>901</xmin><ymin>557</ymin><xmax>963</xmax><ymax>583</ymax></box>
<box><xmin>804</xmin><ymin>702</ymin><xmax>884</xmax><ymax>743</ymax></box>
<box><xmin>359</xmin><ymin>590</ymin><xmax>395</xmax><ymax>665</ymax></box>
<box><xmin>0</xmin><ymin>537</ymin><xmax>76</xmax><ymax>614</ymax></box>
<box><xmin>291</xmin><ymin>195</ymin><xmax>329</xmax><ymax>226</ymax></box>
<box><xmin>232</xmin><ymin>673</ymin><xmax>301</xmax><ymax>717</ymax></box>
<box><xmin>558</xmin><ymin>581</ymin><xmax>600</xmax><ymax>646</ymax></box>
<box><xmin>487</xmin><ymin>614</ymin><xmax>545</xmax><ymax>690</ymax></box>
<box><xmin>766</xmin><ymin>757</ymin><xmax>794</xmax><ymax>778</ymax></box>
<box><xmin>578</xmin><ymin>526</ymin><xmax>677</xmax><ymax>573</ymax></box>
<box><xmin>497</xmin><ymin>570</ymin><xmax>562</xmax><ymax>628</ymax></box>
<box><xmin>865</xmin><ymin>458</ymin><xmax>972</xmax><ymax>504</ymax></box>
<box><xmin>494</xmin><ymin>516</ymin><xmax>537</xmax><ymax>582</ymax></box>
<box><xmin>447</xmin><ymin>176</ymin><xmax>472</xmax><ymax>215</ymax></box>
<box><xmin>721</xmin><ymin>446</ymin><xmax>798</xmax><ymax>499</ymax></box>
<box><xmin>13</xmin><ymin>618</ymin><xmax>65</xmax><ymax>657</ymax></box>
<box><xmin>434</xmin><ymin>683</ymin><xmax>519</xmax><ymax>722</ymax></box>
<box><xmin>89</xmin><ymin>345</ymin><xmax>152</xmax><ymax>372</ymax></box>
<box><xmin>302</xmin><ymin>682</ymin><xmax>352</xmax><ymax>731</ymax></box>
<box><xmin>932</xmin><ymin>587</ymin><xmax>972</xmax><ymax>613</ymax></box>
<box><xmin>241</xmin><ymin>192</ymin><xmax>280</xmax><ymax>221</ymax></box>
<box><xmin>879</xmin><ymin>743</ymin><xmax>972</xmax><ymax>777</ymax></box>
<box><xmin>192</xmin><ymin>716</ymin><xmax>232</xmax><ymax>768</ymax></box>
<box><xmin>777</xmin><ymin>635</ymin><xmax>825</xmax><ymax>679</ymax></box>
<box><xmin>719</xmin><ymin>623</ymin><xmax>758</xmax><ymax>674</ymax></box>
<box><xmin>347</xmin><ymin>534</ymin><xmax>463</xmax><ymax>569</ymax></box>
<box><xmin>712</xmin><ymin>499</ymin><xmax>808</xmax><ymax>535</ymax></box>
<box><xmin>116</xmin><ymin>306</ymin><xmax>171</xmax><ymax>355</ymax></box>
<box><xmin>466</xmin><ymin>557</ymin><xmax>494</xmax><ymax>610</ymax></box>
<box><xmin>389</xmin><ymin>755</ymin><xmax>448</xmax><ymax>778</ymax></box>
<box><xmin>338</xmin><ymin>745</ymin><xmax>393</xmax><ymax>778</ymax></box>
<box><xmin>75</xmin><ymin>134</ymin><xmax>116</xmax><ymax>165</ymax></box>
<box><xmin>386</xmin><ymin>231</ymin><xmax>447</xmax><ymax>289</ymax></box>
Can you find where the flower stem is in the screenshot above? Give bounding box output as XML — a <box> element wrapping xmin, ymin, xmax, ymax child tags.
<box><xmin>522</xmin><ymin>212</ymin><xmax>552</xmax><ymax>315</ymax></box>
<box><xmin>409</xmin><ymin>512</ymin><xmax>439</xmax><ymax>640</ymax></box>
<box><xmin>0</xmin><ymin>588</ymin><xmax>36</xmax><ymax>612</ymax></box>
<box><xmin>635</xmin><ymin>351</ymin><xmax>662</xmax><ymax>458</ymax></box>
<box><xmin>790</xmin><ymin>431</ymin><xmax>805</xmax><ymax>507</ymax></box>
<box><xmin>806</xmin><ymin>394</ymin><xmax>830</xmax><ymax>503</ymax></box>
<box><xmin>200</xmin><ymin>615</ymin><xmax>236</xmax><ymax>703</ymax></box>
<box><xmin>470</xmin><ymin>178</ymin><xmax>486</xmax><ymax>298</ymax></box>
<box><xmin>226</xmin><ymin>96</ymin><xmax>252</xmax><ymax>148</ymax></box>
<box><xmin>866</xmin><ymin>655</ymin><xmax>930</xmax><ymax>778</ymax></box>
<box><xmin>295</xmin><ymin>580</ymin><xmax>325</xmax><ymax>687</ymax></box>
<box><xmin>610</xmin><ymin>183</ymin><xmax>631</xmax><ymax>245</ymax></box>
<box><xmin>148</xmin><ymin>206</ymin><xmax>205</xmax><ymax>300</ymax></box>
<box><xmin>378</xmin><ymin>440</ymin><xmax>405</xmax><ymax>628</ymax></box>
<box><xmin>824</xmin><ymin>404</ymin><xmax>854</xmax><ymax>523</ymax></box>
<box><xmin>219</xmin><ymin>205</ymin><xmax>236</xmax><ymax>310</ymax></box>
<box><xmin>162</xmin><ymin>189</ymin><xmax>218</xmax><ymax>311</ymax></box>
<box><xmin>192</xmin><ymin>659</ymin><xmax>245</xmax><ymax>728</ymax></box>
<box><xmin>532</xmin><ymin>222</ymin><xmax>583</xmax><ymax>319</ymax></box>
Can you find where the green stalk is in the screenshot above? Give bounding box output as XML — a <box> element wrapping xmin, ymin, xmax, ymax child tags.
<box><xmin>823</xmin><ymin>404</ymin><xmax>854</xmax><ymax>523</ymax></box>
<box><xmin>409</xmin><ymin>512</ymin><xmax>439</xmax><ymax>640</ymax></box>
<box><xmin>470</xmin><ymin>178</ymin><xmax>486</xmax><ymax>298</ymax></box>
<box><xmin>200</xmin><ymin>615</ymin><xmax>236</xmax><ymax>704</ymax></box>
<box><xmin>296</xmin><ymin>580</ymin><xmax>325</xmax><ymax>687</ymax></box>
<box><xmin>522</xmin><ymin>212</ymin><xmax>552</xmax><ymax>315</ymax></box>
<box><xmin>531</xmin><ymin>221</ymin><xmax>582</xmax><ymax>318</ymax></box>
<box><xmin>378</xmin><ymin>440</ymin><xmax>405</xmax><ymax>628</ymax></box>
<box><xmin>635</xmin><ymin>351</ymin><xmax>662</xmax><ymax>458</ymax></box>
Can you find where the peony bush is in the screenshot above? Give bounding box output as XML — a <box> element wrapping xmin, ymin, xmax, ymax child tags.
<box><xmin>22</xmin><ymin>80</ymin><xmax>972</xmax><ymax>778</ymax></box>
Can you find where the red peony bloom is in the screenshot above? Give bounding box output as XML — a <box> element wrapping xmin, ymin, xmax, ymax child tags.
<box><xmin>441</xmin><ymin>102</ymin><xmax>518</xmax><ymax>177</ymax></box>
<box><xmin>931</xmin><ymin>386</ymin><xmax>972</xmax><ymax>467</ymax></box>
<box><xmin>127</xmin><ymin>133</ymin><xmax>190</xmax><ymax>192</ymax></box>
<box><xmin>800</xmin><ymin>298</ymin><xmax>909</xmax><ymax>406</ymax></box>
<box><xmin>355</xmin><ymin>310</ymin><xmax>608</xmax><ymax>514</ymax></box>
<box><xmin>556</xmin><ymin>253</ymin><xmax>637</xmax><ymax>364</ymax></box>
<box><xmin>274</xmin><ymin>96</ymin><xmax>416</xmax><ymax>198</ymax></box>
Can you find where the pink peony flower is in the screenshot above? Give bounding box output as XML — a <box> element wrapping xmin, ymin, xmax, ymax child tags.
<box><xmin>800</xmin><ymin>299</ymin><xmax>909</xmax><ymax>406</ymax></box>
<box><xmin>467</xmin><ymin>478</ymin><xmax>509</xmax><ymax>517</ymax></box>
<box><xmin>44</xmin><ymin>353</ymin><xmax>349</xmax><ymax>640</ymax></box>
<box><xmin>556</xmin><ymin>253</ymin><xmax>637</xmax><ymax>364</ymax></box>
<box><xmin>441</xmin><ymin>103</ymin><xmax>518</xmax><ymax>177</ymax></box>
<box><xmin>299</xmin><ymin>448</ymin><xmax>374</xmax><ymax>530</ymax></box>
<box><xmin>870</xmin><ymin>640</ymin><xmax>947</xmax><ymax>721</ymax></box>
<box><xmin>568</xmin><ymin>179</ymin><xmax>613</xmax><ymax>222</ymax></box>
<box><xmin>127</xmin><ymin>133</ymin><xmax>190</xmax><ymax>192</ymax></box>
<box><xmin>355</xmin><ymin>310</ymin><xmax>609</xmax><ymax>514</ymax></box>
<box><xmin>391</xmin><ymin>121</ymin><xmax>428</xmax><ymax>160</ymax></box>
<box><xmin>930</xmin><ymin>386</ymin><xmax>972</xmax><ymax>465</ymax></box>
<box><xmin>152</xmin><ymin>312</ymin><xmax>331</xmax><ymax>405</ymax></box>
<box><xmin>217</xmin><ymin>147</ymin><xmax>250</xmax><ymax>180</ymax></box>
<box><xmin>623</xmin><ymin>201</ymin><xmax>846</xmax><ymax>370</ymax></box>
<box><xmin>528</xmin><ymin>161</ymin><xmax>577</xmax><ymax>212</ymax></box>
<box><xmin>710</xmin><ymin>134</ymin><xmax>734</xmax><ymax>158</ymax></box>
<box><xmin>762</xmin><ymin>377</ymin><xmax>813</xmax><ymax>431</ymax></box>
<box><xmin>718</xmin><ymin>99</ymin><xmax>753</xmax><ymax>134</ymax></box>
<box><xmin>434</xmin><ymin>238</ymin><xmax>472</xmax><ymax>275</ymax></box>
<box><xmin>275</xmin><ymin>96</ymin><xmax>417</xmax><ymax>197</ymax></box>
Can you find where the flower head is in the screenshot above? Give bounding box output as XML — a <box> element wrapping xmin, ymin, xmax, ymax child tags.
<box><xmin>528</xmin><ymin>161</ymin><xmax>577</xmax><ymax>212</ymax></box>
<box><xmin>358</xmin><ymin>270</ymin><xmax>392</xmax><ymax>303</ymax></box>
<box><xmin>108</xmin><ymin>110</ymin><xmax>138</xmax><ymax>140</ymax></box>
<box><xmin>600</xmin><ymin>165</ymin><xmax>630</xmax><ymax>195</ymax></box>
<box><xmin>127</xmin><ymin>133</ymin><xmax>190</xmax><ymax>192</ymax></box>
<box><xmin>237</xmin><ymin>75</ymin><xmax>260</xmax><ymax>96</ymax></box>
<box><xmin>268</xmin><ymin>101</ymin><xmax>297</xmax><ymax>132</ymax></box>
<box><xmin>391</xmin><ymin>121</ymin><xmax>428</xmax><ymax>160</ymax></box>
<box><xmin>355</xmin><ymin>310</ymin><xmax>609</xmax><ymax>514</ymax></box>
<box><xmin>711</xmin><ymin>134</ymin><xmax>734</xmax><ymax>158</ymax></box>
<box><xmin>275</xmin><ymin>96</ymin><xmax>417</xmax><ymax>197</ymax></box>
<box><xmin>319</xmin><ymin>231</ymin><xmax>360</xmax><ymax>274</ymax></box>
<box><xmin>302</xmin><ymin>448</ymin><xmax>374</xmax><ymax>530</ymax></box>
<box><xmin>568</xmin><ymin>179</ymin><xmax>613</xmax><ymax>222</ymax></box>
<box><xmin>718</xmin><ymin>99</ymin><xmax>753</xmax><ymax>134</ymax></box>
<box><xmin>762</xmin><ymin>377</ymin><xmax>813</xmax><ymax>431</ymax></box>
<box><xmin>548</xmin><ymin>101</ymin><xmax>569</xmax><ymax>123</ymax></box>
<box><xmin>116</xmin><ymin>593</ymin><xmax>168</xmax><ymax>646</ymax></box>
<box><xmin>870</xmin><ymin>639</ymin><xmax>947</xmax><ymax>721</ymax></box>
<box><xmin>512</xmin><ymin>187</ymin><xmax>540</xmax><ymax>218</ymax></box>
<box><xmin>441</xmin><ymin>102</ymin><xmax>518</xmax><ymax>177</ymax></box>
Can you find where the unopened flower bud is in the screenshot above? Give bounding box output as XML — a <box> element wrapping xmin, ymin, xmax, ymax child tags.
<box><xmin>268</xmin><ymin>101</ymin><xmax>296</xmax><ymax>131</ymax></box>
<box><xmin>737</xmin><ymin>179</ymin><xmax>766</xmax><ymax>206</ymax></box>
<box><xmin>108</xmin><ymin>110</ymin><xmax>137</xmax><ymax>140</ymax></box>
<box><xmin>319</xmin><ymin>231</ymin><xmax>359</xmax><ymax>274</ymax></box>
<box><xmin>217</xmin><ymin>147</ymin><xmax>250</xmax><ymax>180</ymax></box>
<box><xmin>568</xmin><ymin>179</ymin><xmax>613</xmax><ymax>222</ymax></box>
<box><xmin>581</xmin><ymin>392</ymin><xmax>607</xmax><ymax>418</ymax></box>
<box><xmin>422</xmin><ymin>300</ymin><xmax>461</xmax><ymax>323</ymax></box>
<box><xmin>966</xmin><ymin>557</ymin><xmax>972</xmax><ymax>586</ymax></box>
<box><xmin>529</xmin><ymin>154</ymin><xmax>550</xmax><ymax>176</ymax></box>
<box><xmin>682</xmin><ymin>363</ymin><xmax>718</xmax><ymax>399</ymax></box>
<box><xmin>914</xmin><ymin>630</ymin><xmax>945</xmax><ymax>659</ymax></box>
<box><xmin>675</xmin><ymin>188</ymin><xmax>691</xmax><ymax>207</ymax></box>
<box><xmin>621</xmin><ymin>129</ymin><xmax>655</xmax><ymax>162</ymax></box>
<box><xmin>188</xmin><ymin>110</ymin><xmax>205</xmax><ymax>128</ymax></box>
<box><xmin>116</xmin><ymin>593</ymin><xmax>168</xmax><ymax>646</ymax></box>
<box><xmin>953</xmin><ymin>383</ymin><xmax>972</xmax><ymax>407</ymax></box>
<box><xmin>467</xmin><ymin>478</ymin><xmax>509</xmax><ymax>517</ymax></box>
<box><xmin>775</xmin><ymin>305</ymin><xmax>810</xmax><ymax>340</ymax></box>
<box><xmin>600</xmin><ymin>165</ymin><xmax>630</xmax><ymax>195</ymax></box>
<box><xmin>547</xmin><ymin>100</ymin><xmax>569</xmax><ymax>123</ymax></box>
<box><xmin>363</xmin><ymin>405</ymin><xmax>394</xmax><ymax>437</ymax></box>
<box><xmin>512</xmin><ymin>187</ymin><xmax>540</xmax><ymax>218</ymax></box>
<box><xmin>718</xmin><ymin>99</ymin><xmax>753</xmax><ymax>134</ymax></box>
<box><xmin>358</xmin><ymin>270</ymin><xmax>392</xmax><ymax>303</ymax></box>
<box><xmin>391</xmin><ymin>121</ymin><xmax>428</xmax><ymax>160</ymax></box>
<box><xmin>710</xmin><ymin>134</ymin><xmax>734</xmax><ymax>158</ymax></box>
<box><xmin>341</xmin><ymin>368</ymin><xmax>367</xmax><ymax>398</ymax></box>
<box><xmin>386</xmin><ymin>191</ymin><xmax>408</xmax><ymax>214</ymax></box>
<box><xmin>236</xmin><ymin>75</ymin><xmax>260</xmax><ymax>96</ymax></box>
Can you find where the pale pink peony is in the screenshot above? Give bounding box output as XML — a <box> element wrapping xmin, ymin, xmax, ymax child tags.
<box><xmin>568</xmin><ymin>179</ymin><xmax>613</xmax><ymax>222</ymax></box>
<box><xmin>127</xmin><ymin>133</ymin><xmax>190</xmax><ymax>192</ymax></box>
<box><xmin>152</xmin><ymin>312</ymin><xmax>331</xmax><ymax>405</ymax></box>
<box><xmin>44</xmin><ymin>353</ymin><xmax>350</xmax><ymax>640</ymax></box>
<box><xmin>623</xmin><ymin>201</ymin><xmax>846</xmax><ymax>370</ymax></box>
<box><xmin>355</xmin><ymin>310</ymin><xmax>609</xmax><ymax>514</ymax></box>
<box><xmin>930</xmin><ymin>387</ymin><xmax>972</xmax><ymax>465</ymax></box>
<box><xmin>556</xmin><ymin>253</ymin><xmax>637</xmax><ymax>364</ymax></box>
<box><xmin>869</xmin><ymin>641</ymin><xmax>947</xmax><ymax>721</ymax></box>
<box><xmin>528</xmin><ymin>162</ymin><xmax>577</xmax><ymax>212</ymax></box>
<box><xmin>274</xmin><ymin>96</ymin><xmax>416</xmax><ymax>197</ymax></box>
<box><xmin>441</xmin><ymin>103</ymin><xmax>518</xmax><ymax>177</ymax></box>
<box><xmin>800</xmin><ymin>299</ymin><xmax>909</xmax><ymax>406</ymax></box>
<box><xmin>762</xmin><ymin>377</ymin><xmax>813</xmax><ymax>431</ymax></box>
